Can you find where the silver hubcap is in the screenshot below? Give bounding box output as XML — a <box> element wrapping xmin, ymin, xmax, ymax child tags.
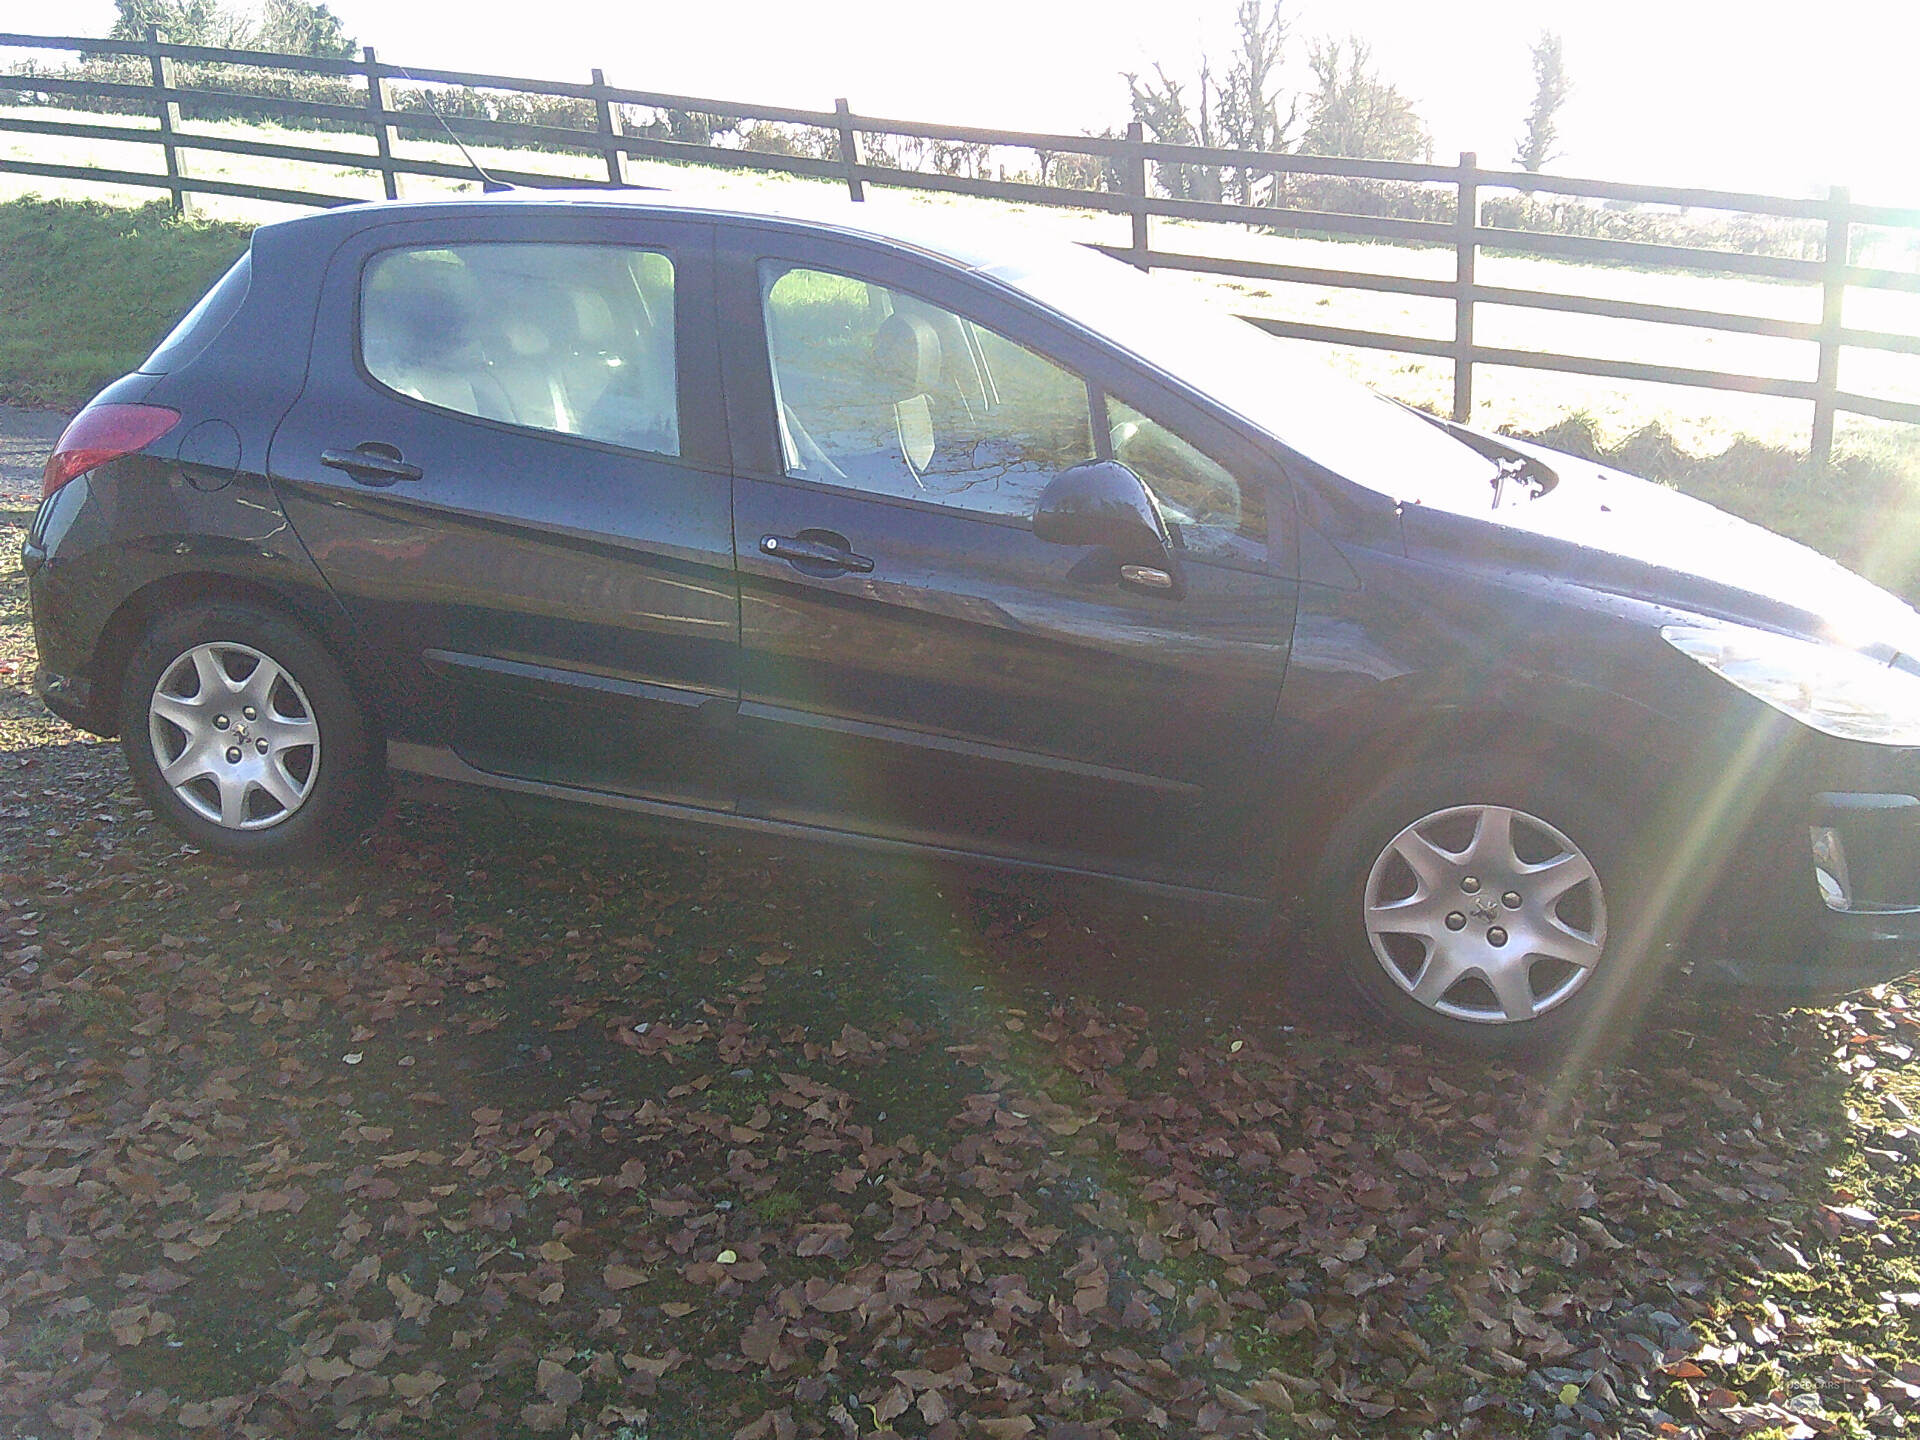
<box><xmin>1363</xmin><ymin>803</ymin><xmax>1606</xmax><ymax>1025</ymax></box>
<box><xmin>147</xmin><ymin>642</ymin><xmax>320</xmax><ymax>831</ymax></box>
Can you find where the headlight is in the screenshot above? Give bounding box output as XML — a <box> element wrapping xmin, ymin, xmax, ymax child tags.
<box><xmin>1662</xmin><ymin>622</ymin><xmax>1920</xmax><ymax>746</ymax></box>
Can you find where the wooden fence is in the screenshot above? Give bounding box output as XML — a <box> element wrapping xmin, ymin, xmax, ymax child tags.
<box><xmin>4</xmin><ymin>29</ymin><xmax>1919</xmax><ymax>461</ymax></box>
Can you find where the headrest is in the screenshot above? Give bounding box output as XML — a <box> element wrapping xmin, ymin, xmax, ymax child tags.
<box><xmin>500</xmin><ymin>319</ymin><xmax>550</xmax><ymax>358</ymax></box>
<box><xmin>492</xmin><ymin>281</ymin><xmax>577</xmax><ymax>359</ymax></box>
<box><xmin>872</xmin><ymin>311</ymin><xmax>941</xmax><ymax>401</ymax></box>
<box><xmin>365</xmin><ymin>265</ymin><xmax>480</xmax><ymax>367</ymax></box>
<box><xmin>572</xmin><ymin>289</ymin><xmax>619</xmax><ymax>348</ymax></box>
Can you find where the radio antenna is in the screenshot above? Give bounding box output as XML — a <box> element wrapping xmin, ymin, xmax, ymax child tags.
<box><xmin>387</xmin><ymin>59</ymin><xmax>512</xmax><ymax>193</ymax></box>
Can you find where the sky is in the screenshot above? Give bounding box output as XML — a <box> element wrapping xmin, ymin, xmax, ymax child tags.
<box><xmin>15</xmin><ymin>0</ymin><xmax>1920</xmax><ymax>204</ymax></box>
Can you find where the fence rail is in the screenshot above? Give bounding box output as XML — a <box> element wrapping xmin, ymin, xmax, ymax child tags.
<box><xmin>3</xmin><ymin>29</ymin><xmax>1918</xmax><ymax>458</ymax></box>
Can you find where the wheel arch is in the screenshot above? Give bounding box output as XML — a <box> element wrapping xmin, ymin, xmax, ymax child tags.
<box><xmin>88</xmin><ymin>573</ymin><xmax>375</xmax><ymax>741</ymax></box>
<box><xmin>1270</xmin><ymin>673</ymin><xmax>1686</xmax><ymax>894</ymax></box>
<box><xmin>1293</xmin><ymin>690</ymin><xmax>1687</xmax><ymax>1055</ymax></box>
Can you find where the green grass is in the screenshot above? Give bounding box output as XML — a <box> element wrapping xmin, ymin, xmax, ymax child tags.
<box><xmin>0</xmin><ymin>196</ymin><xmax>250</xmax><ymax>409</ymax></box>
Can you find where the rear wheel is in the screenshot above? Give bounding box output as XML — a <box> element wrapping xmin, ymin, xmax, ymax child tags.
<box><xmin>1314</xmin><ymin>759</ymin><xmax>1648</xmax><ymax>1055</ymax></box>
<box><xmin>118</xmin><ymin>602</ymin><xmax>379</xmax><ymax>861</ymax></box>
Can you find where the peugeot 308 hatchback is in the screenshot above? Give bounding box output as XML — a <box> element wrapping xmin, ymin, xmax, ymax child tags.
<box><xmin>25</xmin><ymin>191</ymin><xmax>1920</xmax><ymax>1054</ymax></box>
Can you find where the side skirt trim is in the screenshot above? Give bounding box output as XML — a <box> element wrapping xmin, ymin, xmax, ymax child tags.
<box><xmin>386</xmin><ymin>740</ymin><xmax>1267</xmax><ymax>909</ymax></box>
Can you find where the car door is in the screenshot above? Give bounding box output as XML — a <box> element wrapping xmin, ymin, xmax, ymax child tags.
<box><xmin>267</xmin><ymin>212</ymin><xmax>739</xmax><ymax>808</ymax></box>
<box><xmin>715</xmin><ymin>226</ymin><xmax>1299</xmax><ymax>886</ymax></box>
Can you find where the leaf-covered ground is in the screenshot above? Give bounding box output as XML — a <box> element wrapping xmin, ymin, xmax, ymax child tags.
<box><xmin>3</xmin><ymin>431</ymin><xmax>1920</xmax><ymax>1440</ymax></box>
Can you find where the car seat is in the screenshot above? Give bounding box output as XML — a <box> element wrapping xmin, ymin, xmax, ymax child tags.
<box><xmin>363</xmin><ymin>258</ymin><xmax>514</xmax><ymax>423</ymax></box>
<box><xmin>872</xmin><ymin>311</ymin><xmax>943</xmax><ymax>483</ymax></box>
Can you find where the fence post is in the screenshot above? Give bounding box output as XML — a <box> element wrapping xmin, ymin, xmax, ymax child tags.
<box><xmin>591</xmin><ymin>68</ymin><xmax>626</xmax><ymax>187</ymax></box>
<box><xmin>1124</xmin><ymin>121</ymin><xmax>1149</xmax><ymax>270</ymax></box>
<box><xmin>144</xmin><ymin>26</ymin><xmax>191</xmax><ymax>216</ymax></box>
<box><xmin>362</xmin><ymin>46</ymin><xmax>399</xmax><ymax>200</ymax></box>
<box><xmin>1810</xmin><ymin>185</ymin><xmax>1850</xmax><ymax>468</ymax></box>
<box><xmin>834</xmin><ymin>98</ymin><xmax>864</xmax><ymax>202</ymax></box>
<box><xmin>1452</xmin><ymin>150</ymin><xmax>1478</xmax><ymax>423</ymax></box>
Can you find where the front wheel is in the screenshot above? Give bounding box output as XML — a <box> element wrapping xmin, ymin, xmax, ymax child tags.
<box><xmin>1313</xmin><ymin>760</ymin><xmax>1649</xmax><ymax>1055</ymax></box>
<box><xmin>118</xmin><ymin>602</ymin><xmax>380</xmax><ymax>862</ymax></box>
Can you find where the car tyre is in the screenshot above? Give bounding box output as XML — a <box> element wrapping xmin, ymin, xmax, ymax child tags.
<box><xmin>1312</xmin><ymin>757</ymin><xmax>1654</xmax><ymax>1057</ymax></box>
<box><xmin>118</xmin><ymin>601</ymin><xmax>380</xmax><ymax>862</ymax></box>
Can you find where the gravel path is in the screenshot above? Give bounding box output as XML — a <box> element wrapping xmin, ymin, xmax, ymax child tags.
<box><xmin>0</xmin><ymin>400</ymin><xmax>118</xmax><ymax>845</ymax></box>
<box><xmin>0</xmin><ymin>404</ymin><xmax>66</xmax><ymax>504</ymax></box>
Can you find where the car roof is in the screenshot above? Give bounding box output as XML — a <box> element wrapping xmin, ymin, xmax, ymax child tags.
<box><xmin>273</xmin><ymin>184</ymin><xmax>1045</xmax><ymax>273</ymax></box>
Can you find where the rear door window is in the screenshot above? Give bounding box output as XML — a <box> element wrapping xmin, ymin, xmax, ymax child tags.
<box><xmin>360</xmin><ymin>243</ymin><xmax>679</xmax><ymax>457</ymax></box>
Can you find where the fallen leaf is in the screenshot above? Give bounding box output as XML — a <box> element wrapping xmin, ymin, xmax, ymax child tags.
<box><xmin>392</xmin><ymin>1370</ymin><xmax>445</xmax><ymax>1402</ymax></box>
<box><xmin>536</xmin><ymin>1359</ymin><xmax>583</xmax><ymax>1407</ymax></box>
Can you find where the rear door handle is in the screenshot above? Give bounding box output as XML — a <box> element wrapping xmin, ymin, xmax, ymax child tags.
<box><xmin>760</xmin><ymin>533</ymin><xmax>875</xmax><ymax>574</ymax></box>
<box><xmin>321</xmin><ymin>444</ymin><xmax>423</xmax><ymax>485</ymax></box>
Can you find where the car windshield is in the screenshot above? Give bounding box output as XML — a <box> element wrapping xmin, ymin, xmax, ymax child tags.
<box><xmin>977</xmin><ymin>246</ymin><xmax>1501</xmax><ymax>504</ymax></box>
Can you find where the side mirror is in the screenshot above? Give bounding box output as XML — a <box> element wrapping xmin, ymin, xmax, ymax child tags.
<box><xmin>1032</xmin><ymin>461</ymin><xmax>1171</xmax><ymax>565</ymax></box>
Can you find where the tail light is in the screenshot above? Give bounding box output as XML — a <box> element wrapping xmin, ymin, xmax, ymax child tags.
<box><xmin>42</xmin><ymin>403</ymin><xmax>182</xmax><ymax>500</ymax></box>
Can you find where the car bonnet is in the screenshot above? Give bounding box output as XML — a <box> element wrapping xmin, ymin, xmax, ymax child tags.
<box><xmin>1405</xmin><ymin>440</ymin><xmax>1920</xmax><ymax>662</ymax></box>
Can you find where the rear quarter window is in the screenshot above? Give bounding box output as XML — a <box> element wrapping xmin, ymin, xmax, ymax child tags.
<box><xmin>141</xmin><ymin>251</ymin><xmax>253</xmax><ymax>375</ymax></box>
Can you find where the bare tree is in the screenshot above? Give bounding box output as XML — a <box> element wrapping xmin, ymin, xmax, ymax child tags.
<box><xmin>254</xmin><ymin>0</ymin><xmax>355</xmax><ymax>56</ymax></box>
<box><xmin>110</xmin><ymin>0</ymin><xmax>254</xmax><ymax>46</ymax></box>
<box><xmin>1047</xmin><ymin>135</ymin><xmax>1122</xmax><ymax>193</ymax></box>
<box><xmin>1514</xmin><ymin>30</ymin><xmax>1572</xmax><ymax>173</ymax></box>
<box><xmin>1299</xmin><ymin>36</ymin><xmax>1432</xmax><ymax>162</ymax></box>
<box><xmin>930</xmin><ymin>140</ymin><xmax>991</xmax><ymax>179</ymax></box>
<box><xmin>1211</xmin><ymin>0</ymin><xmax>1297</xmax><ymax>204</ymax></box>
<box><xmin>109</xmin><ymin>0</ymin><xmax>352</xmax><ymax>52</ymax></box>
<box><xmin>1119</xmin><ymin>5</ymin><xmax>1300</xmax><ymax>206</ymax></box>
<box><xmin>1124</xmin><ymin>65</ymin><xmax>1220</xmax><ymax>201</ymax></box>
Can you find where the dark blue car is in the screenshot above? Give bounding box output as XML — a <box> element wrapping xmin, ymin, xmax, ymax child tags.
<box><xmin>22</xmin><ymin>191</ymin><xmax>1920</xmax><ymax>1053</ymax></box>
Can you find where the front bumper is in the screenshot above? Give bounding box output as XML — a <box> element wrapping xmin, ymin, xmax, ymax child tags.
<box><xmin>1711</xmin><ymin>905</ymin><xmax>1920</xmax><ymax>995</ymax></box>
<box><xmin>33</xmin><ymin>665</ymin><xmax>112</xmax><ymax>735</ymax></box>
<box><xmin>1703</xmin><ymin>788</ymin><xmax>1920</xmax><ymax>997</ymax></box>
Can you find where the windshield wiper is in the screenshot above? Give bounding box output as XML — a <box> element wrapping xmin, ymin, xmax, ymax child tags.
<box><xmin>1490</xmin><ymin>456</ymin><xmax>1529</xmax><ymax>509</ymax></box>
<box><xmin>1391</xmin><ymin>400</ymin><xmax>1555</xmax><ymax>502</ymax></box>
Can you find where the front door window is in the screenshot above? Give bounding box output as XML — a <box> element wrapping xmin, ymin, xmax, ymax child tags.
<box><xmin>1105</xmin><ymin>396</ymin><xmax>1266</xmax><ymax>560</ymax></box>
<box><xmin>760</xmin><ymin>263</ymin><xmax>1095</xmax><ymax>518</ymax></box>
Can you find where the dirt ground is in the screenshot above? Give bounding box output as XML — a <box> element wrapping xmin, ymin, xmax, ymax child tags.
<box><xmin>0</xmin><ymin>407</ymin><xmax>64</xmax><ymax>503</ymax></box>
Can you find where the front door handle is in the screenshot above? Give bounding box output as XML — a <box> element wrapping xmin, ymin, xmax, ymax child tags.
<box><xmin>759</xmin><ymin>533</ymin><xmax>875</xmax><ymax>574</ymax></box>
<box><xmin>321</xmin><ymin>444</ymin><xmax>423</xmax><ymax>485</ymax></box>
